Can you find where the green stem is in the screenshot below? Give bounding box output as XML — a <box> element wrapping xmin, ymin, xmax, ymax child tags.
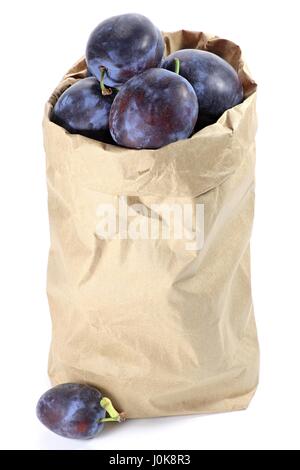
<box><xmin>100</xmin><ymin>67</ymin><xmax>113</xmax><ymax>96</ymax></box>
<box><xmin>99</xmin><ymin>417</ymin><xmax>121</xmax><ymax>423</ymax></box>
<box><xmin>99</xmin><ymin>397</ymin><xmax>126</xmax><ymax>423</ymax></box>
<box><xmin>174</xmin><ymin>58</ymin><xmax>180</xmax><ymax>75</ymax></box>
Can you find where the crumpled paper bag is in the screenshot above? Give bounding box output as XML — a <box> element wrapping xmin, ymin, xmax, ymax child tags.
<box><xmin>43</xmin><ymin>30</ymin><xmax>259</xmax><ymax>418</ymax></box>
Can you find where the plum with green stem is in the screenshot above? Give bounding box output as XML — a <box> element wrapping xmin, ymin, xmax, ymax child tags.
<box><xmin>162</xmin><ymin>49</ymin><xmax>244</xmax><ymax>130</ymax></box>
<box><xmin>86</xmin><ymin>13</ymin><xmax>164</xmax><ymax>88</ymax></box>
<box><xmin>51</xmin><ymin>76</ymin><xmax>116</xmax><ymax>143</ymax></box>
<box><xmin>36</xmin><ymin>383</ymin><xmax>125</xmax><ymax>439</ymax></box>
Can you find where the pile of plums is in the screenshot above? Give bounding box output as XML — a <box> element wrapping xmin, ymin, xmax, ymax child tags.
<box><xmin>51</xmin><ymin>13</ymin><xmax>244</xmax><ymax>149</ymax></box>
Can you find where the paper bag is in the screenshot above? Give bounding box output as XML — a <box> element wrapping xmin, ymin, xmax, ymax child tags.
<box><xmin>43</xmin><ymin>30</ymin><xmax>259</xmax><ymax>418</ymax></box>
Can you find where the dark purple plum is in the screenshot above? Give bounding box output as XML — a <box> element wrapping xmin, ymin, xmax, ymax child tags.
<box><xmin>109</xmin><ymin>68</ymin><xmax>199</xmax><ymax>149</ymax></box>
<box><xmin>36</xmin><ymin>383</ymin><xmax>125</xmax><ymax>440</ymax></box>
<box><xmin>162</xmin><ymin>49</ymin><xmax>244</xmax><ymax>130</ymax></box>
<box><xmin>51</xmin><ymin>77</ymin><xmax>115</xmax><ymax>143</ymax></box>
<box><xmin>86</xmin><ymin>13</ymin><xmax>164</xmax><ymax>88</ymax></box>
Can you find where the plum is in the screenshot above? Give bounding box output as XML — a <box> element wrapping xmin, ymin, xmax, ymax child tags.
<box><xmin>51</xmin><ymin>77</ymin><xmax>115</xmax><ymax>143</ymax></box>
<box><xmin>109</xmin><ymin>67</ymin><xmax>199</xmax><ymax>149</ymax></box>
<box><xmin>36</xmin><ymin>383</ymin><xmax>125</xmax><ymax>439</ymax></box>
<box><xmin>162</xmin><ymin>49</ymin><xmax>244</xmax><ymax>130</ymax></box>
<box><xmin>86</xmin><ymin>13</ymin><xmax>164</xmax><ymax>88</ymax></box>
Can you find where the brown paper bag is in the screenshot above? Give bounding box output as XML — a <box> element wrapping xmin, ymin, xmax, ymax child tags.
<box><xmin>43</xmin><ymin>30</ymin><xmax>259</xmax><ymax>419</ymax></box>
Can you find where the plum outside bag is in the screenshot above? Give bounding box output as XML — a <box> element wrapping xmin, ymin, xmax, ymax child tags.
<box><xmin>43</xmin><ymin>31</ymin><xmax>259</xmax><ymax>418</ymax></box>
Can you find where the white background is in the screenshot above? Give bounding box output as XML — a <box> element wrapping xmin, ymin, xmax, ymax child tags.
<box><xmin>0</xmin><ymin>0</ymin><xmax>299</xmax><ymax>451</ymax></box>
